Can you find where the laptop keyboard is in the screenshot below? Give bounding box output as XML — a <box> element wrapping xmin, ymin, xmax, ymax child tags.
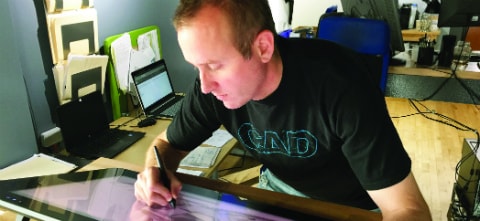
<box><xmin>161</xmin><ymin>100</ymin><xmax>182</xmax><ymax>116</ymax></box>
<box><xmin>91</xmin><ymin>129</ymin><xmax>129</xmax><ymax>147</ymax></box>
<box><xmin>77</xmin><ymin>129</ymin><xmax>145</xmax><ymax>159</ymax></box>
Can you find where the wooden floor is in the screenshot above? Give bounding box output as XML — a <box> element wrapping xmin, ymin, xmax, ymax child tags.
<box><xmin>217</xmin><ymin>96</ymin><xmax>480</xmax><ymax>221</ymax></box>
<box><xmin>386</xmin><ymin>97</ymin><xmax>480</xmax><ymax>221</ymax></box>
<box><xmin>1</xmin><ymin>97</ymin><xmax>478</xmax><ymax>221</ymax></box>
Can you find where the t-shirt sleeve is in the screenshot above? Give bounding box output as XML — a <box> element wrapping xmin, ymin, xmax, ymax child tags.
<box><xmin>335</xmin><ymin>77</ymin><xmax>411</xmax><ymax>190</ymax></box>
<box><xmin>166</xmin><ymin>78</ymin><xmax>222</xmax><ymax>151</ymax></box>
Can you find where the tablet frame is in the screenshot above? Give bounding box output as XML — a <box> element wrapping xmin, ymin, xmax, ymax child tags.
<box><xmin>0</xmin><ymin>168</ymin><xmax>318</xmax><ymax>221</ymax></box>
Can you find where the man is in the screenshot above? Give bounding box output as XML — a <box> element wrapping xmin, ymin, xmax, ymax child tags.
<box><xmin>134</xmin><ymin>0</ymin><xmax>432</xmax><ymax>220</ymax></box>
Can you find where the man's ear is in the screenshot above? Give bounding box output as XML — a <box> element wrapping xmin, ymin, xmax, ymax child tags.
<box><xmin>253</xmin><ymin>30</ymin><xmax>275</xmax><ymax>63</ymax></box>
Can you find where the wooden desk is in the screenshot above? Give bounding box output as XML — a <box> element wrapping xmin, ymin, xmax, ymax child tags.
<box><xmin>389</xmin><ymin>50</ymin><xmax>480</xmax><ymax>80</ymax></box>
<box><xmin>81</xmin><ymin>157</ymin><xmax>381</xmax><ymax>221</ymax></box>
<box><xmin>110</xmin><ymin>117</ymin><xmax>238</xmax><ymax>178</ymax></box>
<box><xmin>401</xmin><ymin>29</ymin><xmax>441</xmax><ymax>42</ymax></box>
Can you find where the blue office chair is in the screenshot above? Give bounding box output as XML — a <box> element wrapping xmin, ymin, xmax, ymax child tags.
<box><xmin>317</xmin><ymin>13</ymin><xmax>391</xmax><ymax>93</ymax></box>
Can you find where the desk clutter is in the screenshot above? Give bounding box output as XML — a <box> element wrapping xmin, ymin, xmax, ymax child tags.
<box><xmin>398</xmin><ymin>41</ymin><xmax>479</xmax><ymax>73</ymax></box>
<box><xmin>42</xmin><ymin>0</ymin><xmax>109</xmax><ymax>105</ymax></box>
<box><xmin>43</xmin><ymin>0</ymin><xmax>162</xmax><ymax>113</ymax></box>
<box><xmin>52</xmin><ymin>54</ymin><xmax>108</xmax><ymax>105</ymax></box>
<box><xmin>104</xmin><ymin>26</ymin><xmax>162</xmax><ymax>119</ymax></box>
<box><xmin>56</xmin><ymin>91</ymin><xmax>145</xmax><ymax>160</ymax></box>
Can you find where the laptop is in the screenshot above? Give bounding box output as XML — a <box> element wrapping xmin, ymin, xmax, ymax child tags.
<box><xmin>131</xmin><ymin>59</ymin><xmax>184</xmax><ymax>119</ymax></box>
<box><xmin>57</xmin><ymin>91</ymin><xmax>145</xmax><ymax>159</ymax></box>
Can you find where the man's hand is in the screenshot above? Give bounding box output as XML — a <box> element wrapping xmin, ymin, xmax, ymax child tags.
<box><xmin>134</xmin><ymin>166</ymin><xmax>182</xmax><ymax>207</ymax></box>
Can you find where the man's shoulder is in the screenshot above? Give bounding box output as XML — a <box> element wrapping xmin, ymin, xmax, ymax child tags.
<box><xmin>277</xmin><ymin>36</ymin><xmax>357</xmax><ymax>58</ymax></box>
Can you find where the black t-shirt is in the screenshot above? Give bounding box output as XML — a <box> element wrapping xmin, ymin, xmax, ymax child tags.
<box><xmin>167</xmin><ymin>37</ymin><xmax>411</xmax><ymax>210</ymax></box>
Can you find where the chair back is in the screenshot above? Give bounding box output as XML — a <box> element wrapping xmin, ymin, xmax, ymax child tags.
<box><xmin>317</xmin><ymin>13</ymin><xmax>391</xmax><ymax>92</ymax></box>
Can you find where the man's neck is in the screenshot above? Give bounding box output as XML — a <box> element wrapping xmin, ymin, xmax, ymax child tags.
<box><xmin>253</xmin><ymin>56</ymin><xmax>283</xmax><ymax>101</ymax></box>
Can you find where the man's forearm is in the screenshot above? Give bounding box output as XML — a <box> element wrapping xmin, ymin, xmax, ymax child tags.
<box><xmin>145</xmin><ymin>133</ymin><xmax>188</xmax><ymax>172</ymax></box>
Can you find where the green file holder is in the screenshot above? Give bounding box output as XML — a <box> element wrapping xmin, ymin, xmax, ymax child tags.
<box><xmin>104</xmin><ymin>26</ymin><xmax>162</xmax><ymax>119</ymax></box>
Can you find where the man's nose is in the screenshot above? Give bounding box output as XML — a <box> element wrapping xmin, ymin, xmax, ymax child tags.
<box><xmin>199</xmin><ymin>71</ymin><xmax>214</xmax><ymax>94</ymax></box>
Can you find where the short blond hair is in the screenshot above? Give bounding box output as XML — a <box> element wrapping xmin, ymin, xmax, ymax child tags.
<box><xmin>173</xmin><ymin>0</ymin><xmax>278</xmax><ymax>59</ymax></box>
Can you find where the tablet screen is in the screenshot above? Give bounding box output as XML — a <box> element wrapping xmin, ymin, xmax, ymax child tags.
<box><xmin>0</xmin><ymin>168</ymin><xmax>313</xmax><ymax>221</ymax></box>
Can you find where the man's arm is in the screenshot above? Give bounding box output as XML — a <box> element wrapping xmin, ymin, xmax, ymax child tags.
<box><xmin>144</xmin><ymin>130</ymin><xmax>189</xmax><ymax>170</ymax></box>
<box><xmin>367</xmin><ymin>172</ymin><xmax>432</xmax><ymax>221</ymax></box>
<box><xmin>134</xmin><ymin>129</ymin><xmax>189</xmax><ymax>207</ymax></box>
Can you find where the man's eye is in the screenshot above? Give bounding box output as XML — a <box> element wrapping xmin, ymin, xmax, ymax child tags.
<box><xmin>208</xmin><ymin>64</ymin><xmax>221</xmax><ymax>71</ymax></box>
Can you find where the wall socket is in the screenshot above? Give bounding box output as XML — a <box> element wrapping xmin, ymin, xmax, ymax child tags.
<box><xmin>40</xmin><ymin>127</ymin><xmax>62</xmax><ymax>147</ymax></box>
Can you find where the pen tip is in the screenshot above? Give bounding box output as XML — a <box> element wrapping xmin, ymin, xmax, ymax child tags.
<box><xmin>169</xmin><ymin>200</ymin><xmax>176</xmax><ymax>208</ymax></box>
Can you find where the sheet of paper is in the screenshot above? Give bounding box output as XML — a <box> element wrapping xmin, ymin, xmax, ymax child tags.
<box><xmin>47</xmin><ymin>8</ymin><xmax>99</xmax><ymax>64</ymax></box>
<box><xmin>0</xmin><ymin>153</ymin><xmax>77</xmax><ymax>180</ymax></box>
<box><xmin>128</xmin><ymin>48</ymin><xmax>156</xmax><ymax>97</ymax></box>
<box><xmin>110</xmin><ymin>33</ymin><xmax>132</xmax><ymax>93</ymax></box>
<box><xmin>179</xmin><ymin>146</ymin><xmax>221</xmax><ymax>168</ymax></box>
<box><xmin>203</xmin><ymin>129</ymin><xmax>234</xmax><ymax>147</ymax></box>
<box><xmin>110</xmin><ymin>28</ymin><xmax>162</xmax><ymax>95</ymax></box>
<box><xmin>60</xmin><ymin>54</ymin><xmax>108</xmax><ymax>103</ymax></box>
<box><xmin>466</xmin><ymin>61</ymin><xmax>480</xmax><ymax>72</ymax></box>
<box><xmin>52</xmin><ymin>64</ymin><xmax>65</xmax><ymax>103</ymax></box>
<box><xmin>176</xmin><ymin>168</ymin><xmax>203</xmax><ymax>176</ymax></box>
<box><xmin>137</xmin><ymin>29</ymin><xmax>161</xmax><ymax>61</ymax></box>
<box><xmin>129</xmin><ymin>47</ymin><xmax>156</xmax><ymax>72</ymax></box>
<box><xmin>45</xmin><ymin>0</ymin><xmax>94</xmax><ymax>13</ymax></box>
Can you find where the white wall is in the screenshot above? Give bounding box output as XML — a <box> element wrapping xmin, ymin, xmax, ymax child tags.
<box><xmin>291</xmin><ymin>0</ymin><xmax>339</xmax><ymax>27</ymax></box>
<box><xmin>291</xmin><ymin>0</ymin><xmax>428</xmax><ymax>27</ymax></box>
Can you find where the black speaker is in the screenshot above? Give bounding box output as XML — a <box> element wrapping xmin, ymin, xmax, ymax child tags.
<box><xmin>438</xmin><ymin>35</ymin><xmax>457</xmax><ymax>67</ymax></box>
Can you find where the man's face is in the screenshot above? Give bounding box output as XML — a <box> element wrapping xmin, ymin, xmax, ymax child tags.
<box><xmin>177</xmin><ymin>6</ymin><xmax>268</xmax><ymax>109</ymax></box>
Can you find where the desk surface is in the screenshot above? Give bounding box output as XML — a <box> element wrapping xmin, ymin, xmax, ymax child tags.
<box><xmin>110</xmin><ymin>117</ymin><xmax>238</xmax><ymax>178</ymax></box>
<box><xmin>389</xmin><ymin>50</ymin><xmax>480</xmax><ymax>80</ymax></box>
<box><xmin>401</xmin><ymin>29</ymin><xmax>441</xmax><ymax>42</ymax></box>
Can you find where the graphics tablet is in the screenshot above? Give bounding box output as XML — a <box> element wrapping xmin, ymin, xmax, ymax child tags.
<box><xmin>0</xmin><ymin>168</ymin><xmax>319</xmax><ymax>221</ymax></box>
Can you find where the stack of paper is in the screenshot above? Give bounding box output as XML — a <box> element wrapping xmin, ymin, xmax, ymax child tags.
<box><xmin>46</xmin><ymin>8</ymin><xmax>99</xmax><ymax>64</ymax></box>
<box><xmin>44</xmin><ymin>0</ymin><xmax>94</xmax><ymax>13</ymax></box>
<box><xmin>109</xmin><ymin>30</ymin><xmax>161</xmax><ymax>94</ymax></box>
<box><xmin>44</xmin><ymin>0</ymin><xmax>103</xmax><ymax>104</ymax></box>
<box><xmin>52</xmin><ymin>54</ymin><xmax>108</xmax><ymax>104</ymax></box>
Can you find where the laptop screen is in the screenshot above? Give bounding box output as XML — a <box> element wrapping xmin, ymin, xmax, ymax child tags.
<box><xmin>132</xmin><ymin>60</ymin><xmax>175</xmax><ymax>111</ymax></box>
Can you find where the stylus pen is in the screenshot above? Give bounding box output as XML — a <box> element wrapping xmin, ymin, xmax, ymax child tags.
<box><xmin>153</xmin><ymin>146</ymin><xmax>176</xmax><ymax>208</ymax></box>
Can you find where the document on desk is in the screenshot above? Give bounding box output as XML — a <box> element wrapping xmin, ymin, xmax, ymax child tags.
<box><xmin>176</xmin><ymin>168</ymin><xmax>203</xmax><ymax>176</ymax></box>
<box><xmin>203</xmin><ymin>129</ymin><xmax>234</xmax><ymax>147</ymax></box>
<box><xmin>179</xmin><ymin>129</ymin><xmax>233</xmax><ymax>168</ymax></box>
<box><xmin>180</xmin><ymin>146</ymin><xmax>222</xmax><ymax>168</ymax></box>
<box><xmin>466</xmin><ymin>61</ymin><xmax>480</xmax><ymax>72</ymax></box>
<box><xmin>0</xmin><ymin>153</ymin><xmax>77</xmax><ymax>180</ymax></box>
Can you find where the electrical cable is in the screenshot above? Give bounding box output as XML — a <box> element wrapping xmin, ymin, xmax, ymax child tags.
<box><xmin>392</xmin><ymin>98</ymin><xmax>480</xmax><ymax>194</ymax></box>
<box><xmin>392</xmin><ymin>28</ymin><xmax>479</xmax><ymax>216</ymax></box>
<box><xmin>217</xmin><ymin>148</ymin><xmax>248</xmax><ymax>174</ymax></box>
<box><xmin>414</xmin><ymin>27</ymin><xmax>478</xmax><ymax>106</ymax></box>
<box><xmin>109</xmin><ymin>108</ymin><xmax>144</xmax><ymax>128</ymax></box>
